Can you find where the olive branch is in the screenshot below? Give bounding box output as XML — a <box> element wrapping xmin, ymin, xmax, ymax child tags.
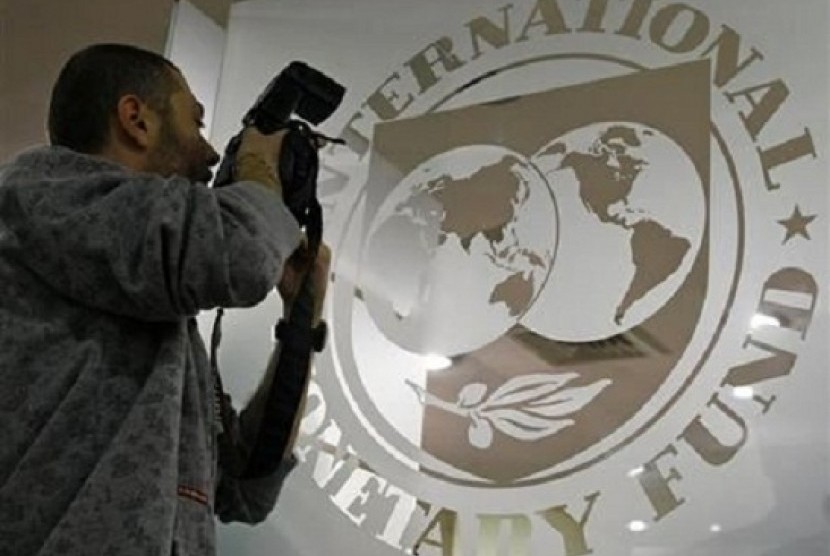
<box><xmin>406</xmin><ymin>373</ymin><xmax>611</xmax><ymax>449</ymax></box>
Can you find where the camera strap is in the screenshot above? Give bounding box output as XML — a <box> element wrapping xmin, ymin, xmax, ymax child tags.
<box><xmin>210</xmin><ymin>272</ymin><xmax>323</xmax><ymax>479</ymax></box>
<box><xmin>240</xmin><ymin>272</ymin><xmax>319</xmax><ymax>479</ymax></box>
<box><xmin>279</xmin><ymin>121</ymin><xmax>331</xmax><ymax>255</ymax></box>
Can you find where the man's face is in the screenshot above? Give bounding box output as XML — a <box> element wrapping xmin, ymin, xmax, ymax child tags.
<box><xmin>146</xmin><ymin>70</ymin><xmax>219</xmax><ymax>183</ymax></box>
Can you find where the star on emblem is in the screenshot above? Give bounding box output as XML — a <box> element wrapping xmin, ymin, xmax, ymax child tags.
<box><xmin>777</xmin><ymin>205</ymin><xmax>817</xmax><ymax>244</ymax></box>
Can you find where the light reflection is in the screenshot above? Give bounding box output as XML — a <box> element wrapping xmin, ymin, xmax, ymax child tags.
<box><xmin>628</xmin><ymin>520</ymin><xmax>648</xmax><ymax>532</ymax></box>
<box><xmin>627</xmin><ymin>466</ymin><xmax>645</xmax><ymax>478</ymax></box>
<box><xmin>750</xmin><ymin>313</ymin><xmax>780</xmax><ymax>329</ymax></box>
<box><xmin>710</xmin><ymin>524</ymin><xmax>722</xmax><ymax>533</ymax></box>
<box><xmin>422</xmin><ymin>354</ymin><xmax>452</xmax><ymax>371</ymax></box>
<box><xmin>732</xmin><ymin>386</ymin><xmax>755</xmax><ymax>400</ymax></box>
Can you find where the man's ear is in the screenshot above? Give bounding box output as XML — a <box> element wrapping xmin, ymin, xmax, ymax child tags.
<box><xmin>115</xmin><ymin>94</ymin><xmax>157</xmax><ymax>150</ymax></box>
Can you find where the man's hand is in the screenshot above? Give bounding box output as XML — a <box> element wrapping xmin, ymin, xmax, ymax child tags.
<box><xmin>234</xmin><ymin>127</ymin><xmax>287</xmax><ymax>195</ymax></box>
<box><xmin>278</xmin><ymin>241</ymin><xmax>331</xmax><ymax>323</ymax></box>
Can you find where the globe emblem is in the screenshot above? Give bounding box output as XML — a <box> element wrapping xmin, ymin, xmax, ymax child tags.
<box><xmin>522</xmin><ymin>122</ymin><xmax>706</xmax><ymax>341</ymax></box>
<box><xmin>360</xmin><ymin>145</ymin><xmax>558</xmax><ymax>357</ymax></box>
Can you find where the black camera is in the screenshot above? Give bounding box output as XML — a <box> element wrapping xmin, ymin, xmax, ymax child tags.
<box><xmin>211</xmin><ymin>63</ymin><xmax>345</xmax><ymax>480</ymax></box>
<box><xmin>213</xmin><ymin>61</ymin><xmax>346</xmax><ymax>237</ymax></box>
<box><xmin>242</xmin><ymin>61</ymin><xmax>346</xmax><ymax>134</ymax></box>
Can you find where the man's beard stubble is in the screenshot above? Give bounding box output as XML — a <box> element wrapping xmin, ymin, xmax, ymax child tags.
<box><xmin>147</xmin><ymin>120</ymin><xmax>211</xmax><ymax>184</ymax></box>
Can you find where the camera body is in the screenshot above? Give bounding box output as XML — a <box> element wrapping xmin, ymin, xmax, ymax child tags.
<box><xmin>213</xmin><ymin>62</ymin><xmax>346</xmax><ymax>232</ymax></box>
<box><xmin>243</xmin><ymin>61</ymin><xmax>346</xmax><ymax>132</ymax></box>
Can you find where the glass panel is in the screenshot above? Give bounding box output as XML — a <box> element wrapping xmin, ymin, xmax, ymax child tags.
<box><xmin>215</xmin><ymin>1</ymin><xmax>830</xmax><ymax>554</ymax></box>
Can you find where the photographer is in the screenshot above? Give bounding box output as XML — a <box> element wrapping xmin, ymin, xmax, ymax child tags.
<box><xmin>0</xmin><ymin>43</ymin><xmax>327</xmax><ymax>555</ymax></box>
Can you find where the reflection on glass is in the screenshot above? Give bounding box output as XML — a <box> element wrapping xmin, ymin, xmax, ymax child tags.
<box><xmin>422</xmin><ymin>354</ymin><xmax>453</xmax><ymax>371</ymax></box>
<box><xmin>732</xmin><ymin>386</ymin><xmax>755</xmax><ymax>400</ymax></box>
<box><xmin>750</xmin><ymin>313</ymin><xmax>781</xmax><ymax>329</ymax></box>
<box><xmin>627</xmin><ymin>466</ymin><xmax>645</xmax><ymax>478</ymax></box>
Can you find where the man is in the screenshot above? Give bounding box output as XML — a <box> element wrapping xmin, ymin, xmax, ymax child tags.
<box><xmin>0</xmin><ymin>43</ymin><xmax>328</xmax><ymax>555</ymax></box>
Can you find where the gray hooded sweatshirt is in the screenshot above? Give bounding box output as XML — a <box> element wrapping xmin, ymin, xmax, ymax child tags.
<box><xmin>0</xmin><ymin>146</ymin><xmax>303</xmax><ymax>555</ymax></box>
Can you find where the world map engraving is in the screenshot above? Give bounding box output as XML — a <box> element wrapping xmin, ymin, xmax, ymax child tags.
<box><xmin>556</xmin><ymin>125</ymin><xmax>692</xmax><ymax>324</ymax></box>
<box><xmin>524</xmin><ymin>122</ymin><xmax>705</xmax><ymax>341</ymax></box>
<box><xmin>361</xmin><ymin>123</ymin><xmax>704</xmax><ymax>354</ymax></box>
<box><xmin>361</xmin><ymin>145</ymin><xmax>556</xmax><ymax>356</ymax></box>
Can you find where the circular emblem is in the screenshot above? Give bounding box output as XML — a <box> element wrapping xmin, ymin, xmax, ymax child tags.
<box><xmin>296</xmin><ymin>2</ymin><xmax>821</xmax><ymax>553</ymax></box>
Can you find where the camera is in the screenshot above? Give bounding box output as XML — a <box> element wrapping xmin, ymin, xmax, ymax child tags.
<box><xmin>211</xmin><ymin>63</ymin><xmax>345</xmax><ymax>479</ymax></box>
<box><xmin>213</xmin><ymin>61</ymin><xmax>346</xmax><ymax>235</ymax></box>
<box><xmin>242</xmin><ymin>61</ymin><xmax>346</xmax><ymax>134</ymax></box>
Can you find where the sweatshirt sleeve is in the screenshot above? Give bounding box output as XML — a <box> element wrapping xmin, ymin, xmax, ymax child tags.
<box><xmin>0</xmin><ymin>170</ymin><xmax>302</xmax><ymax>321</ymax></box>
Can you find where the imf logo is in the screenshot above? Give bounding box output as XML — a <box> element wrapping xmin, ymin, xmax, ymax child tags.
<box><xmin>294</xmin><ymin>2</ymin><xmax>822</xmax><ymax>554</ymax></box>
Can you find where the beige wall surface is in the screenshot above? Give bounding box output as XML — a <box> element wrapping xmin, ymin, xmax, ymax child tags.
<box><xmin>0</xmin><ymin>0</ymin><xmax>176</xmax><ymax>161</ymax></box>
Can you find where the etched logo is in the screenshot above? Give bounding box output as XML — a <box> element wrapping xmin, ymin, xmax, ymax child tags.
<box><xmin>296</xmin><ymin>2</ymin><xmax>821</xmax><ymax>554</ymax></box>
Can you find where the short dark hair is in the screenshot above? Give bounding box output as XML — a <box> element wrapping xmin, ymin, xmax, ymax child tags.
<box><xmin>48</xmin><ymin>43</ymin><xmax>179</xmax><ymax>153</ymax></box>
